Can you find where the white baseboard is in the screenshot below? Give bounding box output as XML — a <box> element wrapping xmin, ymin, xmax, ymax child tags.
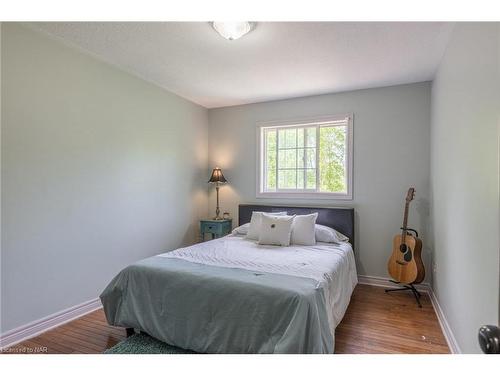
<box><xmin>0</xmin><ymin>298</ymin><xmax>102</xmax><ymax>350</ymax></box>
<box><xmin>427</xmin><ymin>288</ymin><xmax>462</xmax><ymax>354</ymax></box>
<box><xmin>357</xmin><ymin>274</ymin><xmax>461</xmax><ymax>354</ymax></box>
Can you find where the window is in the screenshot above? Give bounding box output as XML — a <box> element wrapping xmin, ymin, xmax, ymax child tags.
<box><xmin>257</xmin><ymin>114</ymin><xmax>353</xmax><ymax>199</ymax></box>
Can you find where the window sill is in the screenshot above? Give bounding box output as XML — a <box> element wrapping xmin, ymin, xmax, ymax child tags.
<box><xmin>256</xmin><ymin>191</ymin><xmax>353</xmax><ymax>200</ymax></box>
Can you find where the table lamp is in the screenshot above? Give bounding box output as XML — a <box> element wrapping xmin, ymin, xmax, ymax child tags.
<box><xmin>208</xmin><ymin>167</ymin><xmax>228</xmax><ymax>220</ymax></box>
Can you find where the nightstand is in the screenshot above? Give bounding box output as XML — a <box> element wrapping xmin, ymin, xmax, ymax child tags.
<box><xmin>200</xmin><ymin>219</ymin><xmax>232</xmax><ymax>242</ymax></box>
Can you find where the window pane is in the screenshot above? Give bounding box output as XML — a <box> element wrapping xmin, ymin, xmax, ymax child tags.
<box><xmin>278</xmin><ymin>149</ymin><xmax>296</xmax><ymax>169</ymax></box>
<box><xmin>319</xmin><ymin>125</ymin><xmax>347</xmax><ymax>193</ymax></box>
<box><xmin>278</xmin><ymin>129</ymin><xmax>286</xmax><ymax>149</ymax></box>
<box><xmin>278</xmin><ymin>169</ymin><xmax>296</xmax><ymax>189</ymax></box>
<box><xmin>297</xmin><ymin>148</ymin><xmax>304</xmax><ymax>168</ymax></box>
<box><xmin>284</xmin><ymin>128</ymin><xmax>296</xmax><ymax>148</ymax></box>
<box><xmin>305</xmin><ymin>148</ymin><xmax>316</xmax><ymax>168</ymax></box>
<box><xmin>267</xmin><ymin>129</ymin><xmax>276</xmax><ymax>152</ymax></box>
<box><xmin>297</xmin><ymin>128</ymin><xmax>304</xmax><ymax>147</ymax></box>
<box><xmin>266</xmin><ymin>129</ymin><xmax>276</xmax><ymax>190</ymax></box>
<box><xmin>297</xmin><ymin>169</ymin><xmax>304</xmax><ymax>189</ymax></box>
<box><xmin>306</xmin><ymin>169</ymin><xmax>316</xmax><ymax>189</ymax></box>
<box><xmin>306</xmin><ymin>127</ymin><xmax>316</xmax><ymax>147</ymax></box>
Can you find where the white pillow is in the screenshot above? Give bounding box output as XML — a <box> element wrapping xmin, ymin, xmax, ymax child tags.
<box><xmin>315</xmin><ymin>224</ymin><xmax>349</xmax><ymax>244</ymax></box>
<box><xmin>231</xmin><ymin>223</ymin><xmax>250</xmax><ymax>235</ymax></box>
<box><xmin>245</xmin><ymin>211</ymin><xmax>287</xmax><ymax>240</ymax></box>
<box><xmin>258</xmin><ymin>214</ymin><xmax>295</xmax><ymax>246</ymax></box>
<box><xmin>290</xmin><ymin>213</ymin><xmax>318</xmax><ymax>246</ymax></box>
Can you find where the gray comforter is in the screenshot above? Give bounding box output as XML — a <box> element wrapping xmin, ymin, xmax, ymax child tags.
<box><xmin>100</xmin><ymin>256</ymin><xmax>333</xmax><ymax>353</ymax></box>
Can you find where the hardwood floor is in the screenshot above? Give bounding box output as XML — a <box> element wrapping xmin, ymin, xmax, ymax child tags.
<box><xmin>335</xmin><ymin>285</ymin><xmax>449</xmax><ymax>353</ymax></box>
<box><xmin>2</xmin><ymin>310</ymin><xmax>127</xmax><ymax>354</ymax></box>
<box><xmin>2</xmin><ymin>284</ymin><xmax>449</xmax><ymax>354</ymax></box>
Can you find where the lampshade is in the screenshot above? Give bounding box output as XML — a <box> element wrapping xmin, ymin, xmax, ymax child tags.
<box><xmin>208</xmin><ymin>167</ymin><xmax>228</xmax><ymax>184</ymax></box>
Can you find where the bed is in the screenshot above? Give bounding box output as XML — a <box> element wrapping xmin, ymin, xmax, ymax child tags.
<box><xmin>100</xmin><ymin>204</ymin><xmax>357</xmax><ymax>353</ymax></box>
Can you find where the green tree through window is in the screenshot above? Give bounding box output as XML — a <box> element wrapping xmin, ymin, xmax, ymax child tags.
<box><xmin>319</xmin><ymin>126</ymin><xmax>347</xmax><ymax>193</ymax></box>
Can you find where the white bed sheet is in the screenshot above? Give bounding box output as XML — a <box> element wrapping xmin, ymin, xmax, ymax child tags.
<box><xmin>159</xmin><ymin>234</ymin><xmax>358</xmax><ymax>335</ymax></box>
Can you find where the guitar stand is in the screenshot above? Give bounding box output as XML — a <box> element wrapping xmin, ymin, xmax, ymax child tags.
<box><xmin>385</xmin><ymin>280</ymin><xmax>422</xmax><ymax>308</ymax></box>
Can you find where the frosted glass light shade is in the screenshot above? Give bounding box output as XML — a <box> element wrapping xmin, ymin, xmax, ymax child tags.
<box><xmin>212</xmin><ymin>22</ymin><xmax>254</xmax><ymax>40</ymax></box>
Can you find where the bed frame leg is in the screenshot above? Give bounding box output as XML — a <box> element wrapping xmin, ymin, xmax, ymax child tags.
<box><xmin>126</xmin><ymin>328</ymin><xmax>135</xmax><ymax>337</ymax></box>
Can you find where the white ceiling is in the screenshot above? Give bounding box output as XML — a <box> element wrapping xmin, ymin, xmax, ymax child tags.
<box><xmin>32</xmin><ymin>22</ymin><xmax>453</xmax><ymax>108</ymax></box>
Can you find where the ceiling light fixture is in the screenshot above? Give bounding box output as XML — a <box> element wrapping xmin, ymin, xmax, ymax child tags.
<box><xmin>211</xmin><ymin>22</ymin><xmax>255</xmax><ymax>41</ymax></box>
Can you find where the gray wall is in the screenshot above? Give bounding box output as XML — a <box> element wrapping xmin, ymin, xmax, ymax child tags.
<box><xmin>1</xmin><ymin>24</ymin><xmax>209</xmax><ymax>333</ymax></box>
<box><xmin>430</xmin><ymin>23</ymin><xmax>500</xmax><ymax>353</ymax></box>
<box><xmin>208</xmin><ymin>82</ymin><xmax>431</xmax><ymax>281</ymax></box>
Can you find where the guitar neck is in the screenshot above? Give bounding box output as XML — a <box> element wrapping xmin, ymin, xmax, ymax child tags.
<box><xmin>401</xmin><ymin>202</ymin><xmax>410</xmax><ymax>239</ymax></box>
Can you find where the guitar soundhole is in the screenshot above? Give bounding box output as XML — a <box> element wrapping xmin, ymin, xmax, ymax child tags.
<box><xmin>399</xmin><ymin>243</ymin><xmax>413</xmax><ymax>262</ymax></box>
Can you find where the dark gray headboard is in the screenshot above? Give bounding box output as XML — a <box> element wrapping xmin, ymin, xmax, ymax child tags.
<box><xmin>238</xmin><ymin>204</ymin><xmax>355</xmax><ymax>250</ymax></box>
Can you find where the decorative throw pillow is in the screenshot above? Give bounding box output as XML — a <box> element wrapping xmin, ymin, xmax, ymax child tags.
<box><xmin>315</xmin><ymin>224</ymin><xmax>350</xmax><ymax>244</ymax></box>
<box><xmin>245</xmin><ymin>211</ymin><xmax>287</xmax><ymax>240</ymax></box>
<box><xmin>231</xmin><ymin>223</ymin><xmax>250</xmax><ymax>235</ymax></box>
<box><xmin>258</xmin><ymin>213</ymin><xmax>295</xmax><ymax>246</ymax></box>
<box><xmin>290</xmin><ymin>213</ymin><xmax>318</xmax><ymax>246</ymax></box>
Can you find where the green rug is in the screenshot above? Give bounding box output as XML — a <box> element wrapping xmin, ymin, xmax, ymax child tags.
<box><xmin>105</xmin><ymin>333</ymin><xmax>198</xmax><ymax>354</ymax></box>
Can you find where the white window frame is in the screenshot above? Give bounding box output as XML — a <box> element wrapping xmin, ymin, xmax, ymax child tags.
<box><xmin>256</xmin><ymin>114</ymin><xmax>353</xmax><ymax>200</ymax></box>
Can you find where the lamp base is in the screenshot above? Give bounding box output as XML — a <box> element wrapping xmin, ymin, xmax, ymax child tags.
<box><xmin>213</xmin><ymin>184</ymin><xmax>224</xmax><ymax>220</ymax></box>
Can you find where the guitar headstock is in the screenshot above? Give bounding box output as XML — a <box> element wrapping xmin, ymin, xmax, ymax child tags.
<box><xmin>406</xmin><ymin>187</ymin><xmax>415</xmax><ymax>203</ymax></box>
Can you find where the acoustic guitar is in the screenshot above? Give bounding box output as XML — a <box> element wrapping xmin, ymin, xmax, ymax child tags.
<box><xmin>387</xmin><ymin>188</ymin><xmax>425</xmax><ymax>284</ymax></box>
